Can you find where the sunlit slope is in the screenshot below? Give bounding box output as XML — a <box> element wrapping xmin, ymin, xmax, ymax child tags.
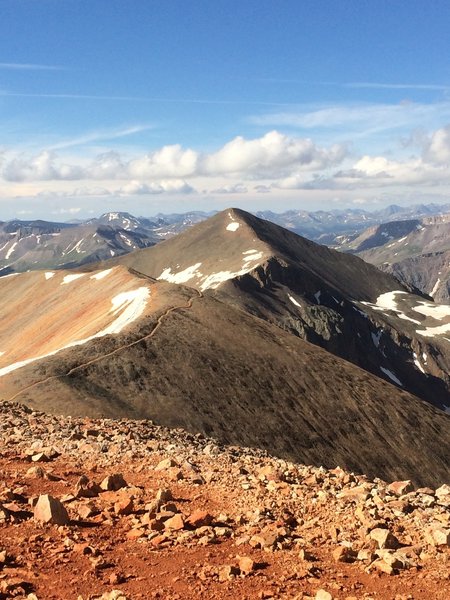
<box><xmin>0</xmin><ymin>266</ymin><xmax>153</xmax><ymax>377</ymax></box>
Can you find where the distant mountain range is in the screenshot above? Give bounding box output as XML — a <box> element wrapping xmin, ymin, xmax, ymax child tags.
<box><xmin>342</xmin><ymin>214</ymin><xmax>450</xmax><ymax>303</ymax></box>
<box><xmin>1</xmin><ymin>208</ymin><xmax>449</xmax><ymax>486</ymax></box>
<box><xmin>1</xmin><ymin>203</ymin><xmax>449</xmax><ymax>276</ymax></box>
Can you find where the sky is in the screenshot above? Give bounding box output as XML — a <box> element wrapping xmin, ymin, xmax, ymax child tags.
<box><xmin>1</xmin><ymin>0</ymin><xmax>450</xmax><ymax>220</ymax></box>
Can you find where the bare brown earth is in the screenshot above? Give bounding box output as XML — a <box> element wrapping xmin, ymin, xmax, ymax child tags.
<box><xmin>0</xmin><ymin>401</ymin><xmax>449</xmax><ymax>600</ymax></box>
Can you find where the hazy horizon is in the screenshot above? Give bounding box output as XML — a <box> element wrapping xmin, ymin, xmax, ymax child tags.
<box><xmin>1</xmin><ymin>1</ymin><xmax>450</xmax><ymax>219</ymax></box>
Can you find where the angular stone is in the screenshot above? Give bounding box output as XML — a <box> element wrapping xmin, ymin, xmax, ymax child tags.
<box><xmin>369</xmin><ymin>528</ymin><xmax>399</xmax><ymax>549</ymax></box>
<box><xmin>114</xmin><ymin>497</ymin><xmax>134</xmax><ymax>515</ymax></box>
<box><xmin>155</xmin><ymin>458</ymin><xmax>177</xmax><ymax>471</ymax></box>
<box><xmin>387</xmin><ymin>480</ymin><xmax>414</xmax><ymax>496</ymax></box>
<box><xmin>164</xmin><ymin>513</ymin><xmax>185</xmax><ymax>530</ymax></box>
<box><xmin>257</xmin><ymin>465</ymin><xmax>282</xmax><ymax>482</ymax></box>
<box><xmin>100</xmin><ymin>474</ymin><xmax>127</xmax><ymax>492</ymax></box>
<box><xmin>337</xmin><ymin>486</ymin><xmax>370</xmax><ymax>502</ymax></box>
<box><xmin>238</xmin><ymin>556</ymin><xmax>255</xmax><ymax>574</ymax></box>
<box><xmin>435</xmin><ymin>484</ymin><xmax>450</xmax><ymax>498</ymax></box>
<box><xmin>126</xmin><ymin>528</ymin><xmax>146</xmax><ymax>539</ymax></box>
<box><xmin>186</xmin><ymin>509</ymin><xmax>213</xmax><ymax>528</ymax></box>
<box><xmin>332</xmin><ymin>545</ymin><xmax>356</xmax><ymax>563</ymax></box>
<box><xmin>155</xmin><ymin>488</ymin><xmax>172</xmax><ymax>504</ymax></box>
<box><xmin>34</xmin><ymin>494</ymin><xmax>70</xmax><ymax>525</ymax></box>
<box><xmin>218</xmin><ymin>565</ymin><xmax>239</xmax><ymax>581</ymax></box>
<box><xmin>371</xmin><ymin>559</ymin><xmax>394</xmax><ymax>575</ymax></box>
<box><xmin>26</xmin><ymin>466</ymin><xmax>45</xmax><ymax>478</ymax></box>
<box><xmin>75</xmin><ymin>475</ymin><xmax>101</xmax><ymax>498</ymax></box>
<box><xmin>31</xmin><ymin>452</ymin><xmax>50</xmax><ymax>463</ymax></box>
<box><xmin>315</xmin><ymin>590</ymin><xmax>333</xmax><ymax>600</ymax></box>
<box><xmin>426</xmin><ymin>526</ymin><xmax>450</xmax><ymax>547</ymax></box>
<box><xmin>77</xmin><ymin>502</ymin><xmax>99</xmax><ymax>519</ymax></box>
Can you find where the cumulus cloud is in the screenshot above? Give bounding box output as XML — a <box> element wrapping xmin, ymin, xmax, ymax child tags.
<box><xmin>283</xmin><ymin>153</ymin><xmax>450</xmax><ymax>191</ymax></box>
<box><xmin>0</xmin><ymin>131</ymin><xmax>346</xmax><ymax>185</ymax></box>
<box><xmin>212</xmin><ymin>183</ymin><xmax>248</xmax><ymax>194</ymax></box>
<box><xmin>2</xmin><ymin>151</ymin><xmax>83</xmax><ymax>181</ymax></box>
<box><xmin>201</xmin><ymin>131</ymin><xmax>345</xmax><ymax>177</ymax></box>
<box><xmin>118</xmin><ymin>180</ymin><xmax>195</xmax><ymax>195</ymax></box>
<box><xmin>128</xmin><ymin>145</ymin><xmax>198</xmax><ymax>178</ymax></box>
<box><xmin>423</xmin><ymin>125</ymin><xmax>450</xmax><ymax>165</ymax></box>
<box><xmin>88</xmin><ymin>152</ymin><xmax>126</xmax><ymax>179</ymax></box>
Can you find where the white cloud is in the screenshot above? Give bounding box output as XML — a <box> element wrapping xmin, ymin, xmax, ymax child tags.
<box><xmin>118</xmin><ymin>180</ymin><xmax>195</xmax><ymax>195</ymax></box>
<box><xmin>212</xmin><ymin>183</ymin><xmax>248</xmax><ymax>194</ymax></box>
<box><xmin>250</xmin><ymin>102</ymin><xmax>450</xmax><ymax>140</ymax></box>
<box><xmin>88</xmin><ymin>152</ymin><xmax>126</xmax><ymax>179</ymax></box>
<box><xmin>0</xmin><ymin>131</ymin><xmax>345</xmax><ymax>184</ymax></box>
<box><xmin>128</xmin><ymin>145</ymin><xmax>198</xmax><ymax>178</ymax></box>
<box><xmin>2</xmin><ymin>151</ymin><xmax>83</xmax><ymax>181</ymax></box>
<box><xmin>201</xmin><ymin>131</ymin><xmax>345</xmax><ymax>177</ymax></box>
<box><xmin>48</xmin><ymin>124</ymin><xmax>153</xmax><ymax>151</ymax></box>
<box><xmin>0</xmin><ymin>63</ymin><xmax>62</xmax><ymax>70</ymax></box>
<box><xmin>423</xmin><ymin>125</ymin><xmax>450</xmax><ymax>165</ymax></box>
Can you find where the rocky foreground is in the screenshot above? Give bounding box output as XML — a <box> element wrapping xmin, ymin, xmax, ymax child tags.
<box><xmin>0</xmin><ymin>401</ymin><xmax>448</xmax><ymax>600</ymax></box>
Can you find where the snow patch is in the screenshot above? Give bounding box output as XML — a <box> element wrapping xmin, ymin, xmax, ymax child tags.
<box><xmin>314</xmin><ymin>291</ymin><xmax>321</xmax><ymax>304</ymax></box>
<box><xmin>413</xmin><ymin>301</ymin><xmax>450</xmax><ymax>320</ymax></box>
<box><xmin>5</xmin><ymin>242</ymin><xmax>17</xmax><ymax>260</ymax></box>
<box><xmin>413</xmin><ymin>353</ymin><xmax>426</xmax><ymax>374</ymax></box>
<box><xmin>431</xmin><ymin>278</ymin><xmax>441</xmax><ymax>298</ymax></box>
<box><xmin>288</xmin><ymin>295</ymin><xmax>302</xmax><ymax>308</ymax></box>
<box><xmin>226</xmin><ymin>222</ymin><xmax>240</xmax><ymax>232</ymax></box>
<box><xmin>380</xmin><ymin>367</ymin><xmax>403</xmax><ymax>386</ymax></box>
<box><xmin>61</xmin><ymin>273</ymin><xmax>85</xmax><ymax>285</ymax></box>
<box><xmin>371</xmin><ymin>331</ymin><xmax>382</xmax><ymax>348</ymax></box>
<box><xmin>90</xmin><ymin>268</ymin><xmax>113</xmax><ymax>281</ymax></box>
<box><xmin>242</xmin><ymin>251</ymin><xmax>263</xmax><ymax>263</ymax></box>
<box><xmin>158</xmin><ymin>263</ymin><xmax>203</xmax><ymax>284</ymax></box>
<box><xmin>0</xmin><ymin>287</ymin><xmax>150</xmax><ymax>377</ymax></box>
<box><xmin>44</xmin><ymin>272</ymin><xmax>55</xmax><ymax>280</ymax></box>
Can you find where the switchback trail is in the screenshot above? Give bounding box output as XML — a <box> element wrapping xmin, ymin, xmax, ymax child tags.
<box><xmin>7</xmin><ymin>288</ymin><xmax>203</xmax><ymax>403</ymax></box>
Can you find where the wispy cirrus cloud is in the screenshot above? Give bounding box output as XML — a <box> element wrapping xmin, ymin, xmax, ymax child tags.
<box><xmin>255</xmin><ymin>78</ymin><xmax>450</xmax><ymax>92</ymax></box>
<box><xmin>0</xmin><ymin>62</ymin><xmax>63</xmax><ymax>70</ymax></box>
<box><xmin>48</xmin><ymin>124</ymin><xmax>154</xmax><ymax>151</ymax></box>
<box><xmin>251</xmin><ymin>102</ymin><xmax>450</xmax><ymax>130</ymax></box>
<box><xmin>345</xmin><ymin>82</ymin><xmax>450</xmax><ymax>91</ymax></box>
<box><xmin>0</xmin><ymin>90</ymin><xmax>298</xmax><ymax>106</ymax></box>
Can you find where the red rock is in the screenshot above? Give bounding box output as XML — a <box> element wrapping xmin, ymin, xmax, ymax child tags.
<box><xmin>387</xmin><ymin>480</ymin><xmax>414</xmax><ymax>495</ymax></box>
<box><xmin>155</xmin><ymin>458</ymin><xmax>178</xmax><ymax>471</ymax></box>
<box><xmin>369</xmin><ymin>528</ymin><xmax>399</xmax><ymax>549</ymax></box>
<box><xmin>186</xmin><ymin>509</ymin><xmax>213</xmax><ymax>528</ymax></box>
<box><xmin>164</xmin><ymin>513</ymin><xmax>185</xmax><ymax>530</ymax></box>
<box><xmin>332</xmin><ymin>545</ymin><xmax>356</xmax><ymax>563</ymax></box>
<box><xmin>100</xmin><ymin>473</ymin><xmax>127</xmax><ymax>491</ymax></box>
<box><xmin>218</xmin><ymin>565</ymin><xmax>239</xmax><ymax>581</ymax></box>
<box><xmin>126</xmin><ymin>528</ymin><xmax>146</xmax><ymax>539</ymax></box>
<box><xmin>114</xmin><ymin>497</ymin><xmax>134</xmax><ymax>515</ymax></box>
<box><xmin>34</xmin><ymin>494</ymin><xmax>70</xmax><ymax>525</ymax></box>
<box><xmin>426</xmin><ymin>526</ymin><xmax>450</xmax><ymax>547</ymax></box>
<box><xmin>238</xmin><ymin>556</ymin><xmax>255</xmax><ymax>574</ymax></box>
<box><xmin>150</xmin><ymin>534</ymin><xmax>167</xmax><ymax>547</ymax></box>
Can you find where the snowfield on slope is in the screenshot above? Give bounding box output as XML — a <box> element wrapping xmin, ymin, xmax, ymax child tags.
<box><xmin>0</xmin><ymin>267</ymin><xmax>151</xmax><ymax>378</ymax></box>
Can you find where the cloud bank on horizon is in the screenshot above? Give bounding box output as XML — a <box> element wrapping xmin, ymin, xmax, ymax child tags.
<box><xmin>1</xmin><ymin>1</ymin><xmax>450</xmax><ymax>218</ymax></box>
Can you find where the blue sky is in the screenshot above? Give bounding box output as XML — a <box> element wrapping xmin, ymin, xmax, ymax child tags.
<box><xmin>1</xmin><ymin>0</ymin><xmax>450</xmax><ymax>219</ymax></box>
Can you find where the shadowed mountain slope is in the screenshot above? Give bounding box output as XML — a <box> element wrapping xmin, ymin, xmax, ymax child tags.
<box><xmin>1</xmin><ymin>281</ymin><xmax>449</xmax><ymax>487</ymax></box>
<box><xmin>111</xmin><ymin>209</ymin><xmax>450</xmax><ymax>410</ymax></box>
<box><xmin>341</xmin><ymin>215</ymin><xmax>450</xmax><ymax>304</ymax></box>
